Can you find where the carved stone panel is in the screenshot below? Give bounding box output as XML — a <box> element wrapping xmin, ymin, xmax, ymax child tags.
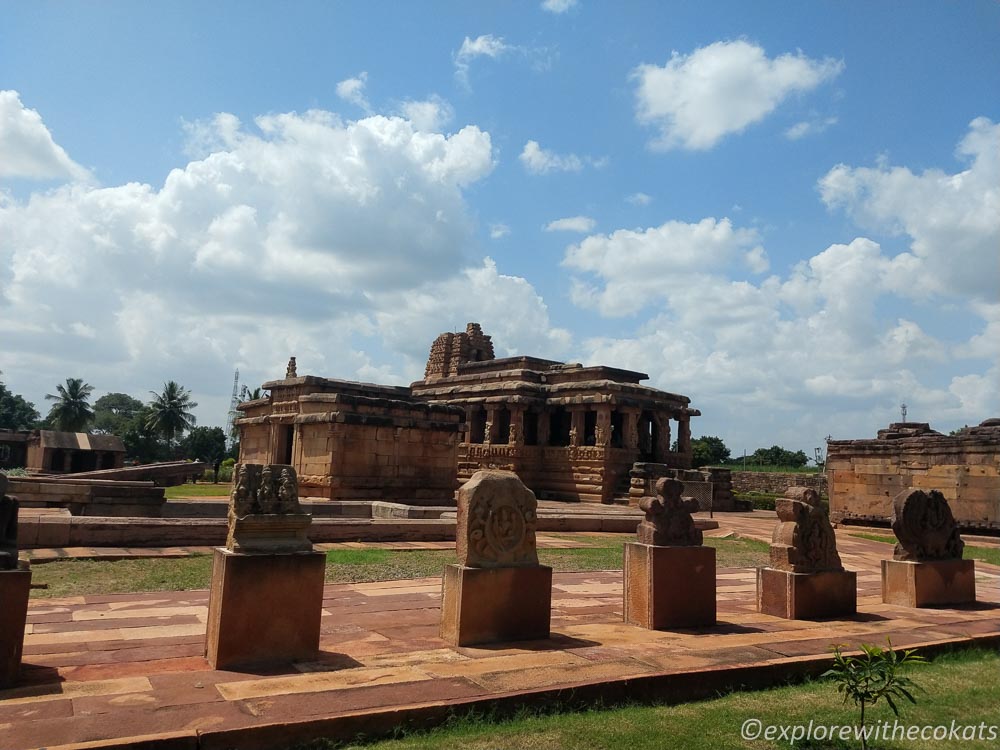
<box><xmin>770</xmin><ymin>486</ymin><xmax>843</xmax><ymax>573</ymax></box>
<box><xmin>226</xmin><ymin>463</ymin><xmax>311</xmax><ymax>553</ymax></box>
<box><xmin>891</xmin><ymin>489</ymin><xmax>964</xmax><ymax>561</ymax></box>
<box><xmin>636</xmin><ymin>477</ymin><xmax>702</xmax><ymax>546</ymax></box>
<box><xmin>457</xmin><ymin>470</ymin><xmax>539</xmax><ymax>568</ymax></box>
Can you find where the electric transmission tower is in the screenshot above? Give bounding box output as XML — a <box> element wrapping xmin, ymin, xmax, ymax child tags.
<box><xmin>224</xmin><ymin>369</ymin><xmax>240</xmax><ymax>449</ymax></box>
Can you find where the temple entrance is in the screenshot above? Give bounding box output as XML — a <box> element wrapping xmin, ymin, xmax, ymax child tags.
<box><xmin>638</xmin><ymin>410</ymin><xmax>658</xmax><ymax>461</ymax></box>
<box><xmin>549</xmin><ymin>408</ymin><xmax>571</xmax><ymax>446</ymax></box>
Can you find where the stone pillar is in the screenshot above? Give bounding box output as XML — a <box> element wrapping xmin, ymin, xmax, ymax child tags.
<box><xmin>0</xmin><ymin>483</ymin><xmax>30</xmax><ymax>688</ymax></box>
<box><xmin>537</xmin><ymin>409</ymin><xmax>551</xmax><ymax>447</ymax></box>
<box><xmin>205</xmin><ymin>464</ymin><xmax>325</xmax><ymax>670</ymax></box>
<box><xmin>623</xmin><ymin>411</ymin><xmax>639</xmax><ymax>453</ymax></box>
<box><xmin>570</xmin><ymin>409</ymin><xmax>586</xmax><ymax>448</ymax></box>
<box><xmin>484</xmin><ymin>406</ymin><xmax>497</xmax><ymax>445</ymax></box>
<box><xmin>63</xmin><ymin>451</ymin><xmax>73</xmax><ymax>472</ymax></box>
<box><xmin>508</xmin><ymin>407</ymin><xmax>524</xmax><ymax>447</ymax></box>
<box><xmin>654</xmin><ymin>414</ymin><xmax>671</xmax><ymax>462</ymax></box>
<box><xmin>441</xmin><ymin>471</ymin><xmax>552</xmax><ymax>646</ymax></box>
<box><xmin>677</xmin><ymin>416</ymin><xmax>691</xmax><ymax>455</ymax></box>
<box><xmin>595</xmin><ymin>407</ymin><xmax>612</xmax><ymax>448</ymax></box>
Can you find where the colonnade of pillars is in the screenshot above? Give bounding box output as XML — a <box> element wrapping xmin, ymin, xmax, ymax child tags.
<box><xmin>465</xmin><ymin>404</ymin><xmax>692</xmax><ymax>460</ymax></box>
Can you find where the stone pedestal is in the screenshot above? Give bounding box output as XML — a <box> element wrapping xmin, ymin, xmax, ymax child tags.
<box><xmin>440</xmin><ymin>564</ymin><xmax>552</xmax><ymax>646</ymax></box>
<box><xmin>881</xmin><ymin>559</ymin><xmax>976</xmax><ymax>607</ymax></box>
<box><xmin>623</xmin><ymin>543</ymin><xmax>716</xmax><ymax>629</ymax></box>
<box><xmin>757</xmin><ymin>567</ymin><xmax>857</xmax><ymax>620</ymax></box>
<box><xmin>0</xmin><ymin>569</ymin><xmax>32</xmax><ymax>688</ymax></box>
<box><xmin>205</xmin><ymin>548</ymin><xmax>325</xmax><ymax>670</ymax></box>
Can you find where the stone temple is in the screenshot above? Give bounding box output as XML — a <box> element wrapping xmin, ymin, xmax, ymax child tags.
<box><xmin>238</xmin><ymin>323</ymin><xmax>706</xmax><ymax>505</ymax></box>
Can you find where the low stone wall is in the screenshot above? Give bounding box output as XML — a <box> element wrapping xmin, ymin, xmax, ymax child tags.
<box><xmin>8</xmin><ymin>476</ymin><xmax>165</xmax><ymax>517</ymax></box>
<box><xmin>728</xmin><ymin>471</ymin><xmax>828</xmax><ymax>497</ymax></box>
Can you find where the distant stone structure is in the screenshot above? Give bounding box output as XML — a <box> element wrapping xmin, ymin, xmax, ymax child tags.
<box><xmin>881</xmin><ymin>488</ymin><xmax>975</xmax><ymax>607</ymax></box>
<box><xmin>758</xmin><ymin>486</ymin><xmax>856</xmax><ymax>619</ymax></box>
<box><xmin>441</xmin><ymin>471</ymin><xmax>552</xmax><ymax>646</ymax></box>
<box><xmin>0</xmin><ymin>429</ymin><xmax>125</xmax><ymax>474</ymax></box>
<box><xmin>629</xmin><ymin>464</ymin><xmax>735</xmax><ymax>512</ymax></box>
<box><xmin>827</xmin><ymin>419</ymin><xmax>1000</xmax><ymax>530</ymax></box>
<box><xmin>636</xmin><ymin>477</ymin><xmax>702</xmax><ymax>546</ymax></box>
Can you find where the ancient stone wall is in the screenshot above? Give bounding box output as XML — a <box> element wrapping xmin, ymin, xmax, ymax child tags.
<box><xmin>729</xmin><ymin>471</ymin><xmax>828</xmax><ymax>497</ymax></box>
<box><xmin>827</xmin><ymin>419</ymin><xmax>1000</xmax><ymax>530</ymax></box>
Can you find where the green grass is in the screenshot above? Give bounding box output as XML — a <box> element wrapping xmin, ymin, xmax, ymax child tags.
<box><xmin>30</xmin><ymin>537</ymin><xmax>771</xmax><ymax>598</ymax></box>
<box><xmin>164</xmin><ymin>482</ymin><xmax>232</xmax><ymax>498</ymax></box>
<box><xmin>286</xmin><ymin>647</ymin><xmax>1000</xmax><ymax>750</ymax></box>
<box><xmin>849</xmin><ymin>533</ymin><xmax>1000</xmax><ymax>567</ymax></box>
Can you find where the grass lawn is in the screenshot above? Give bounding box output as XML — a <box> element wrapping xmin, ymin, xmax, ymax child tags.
<box><xmin>164</xmin><ymin>482</ymin><xmax>231</xmax><ymax>498</ymax></box>
<box><xmin>29</xmin><ymin>536</ymin><xmax>770</xmax><ymax>598</ymax></box>
<box><xmin>849</xmin><ymin>533</ymin><xmax>1000</xmax><ymax>567</ymax></box>
<box><xmin>281</xmin><ymin>647</ymin><xmax>1000</xmax><ymax>750</ymax></box>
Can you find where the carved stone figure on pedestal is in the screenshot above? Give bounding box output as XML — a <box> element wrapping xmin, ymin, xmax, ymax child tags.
<box><xmin>442</xmin><ymin>470</ymin><xmax>551</xmax><ymax>645</ymax></box>
<box><xmin>636</xmin><ymin>477</ymin><xmax>702</xmax><ymax>546</ymax></box>
<box><xmin>881</xmin><ymin>489</ymin><xmax>975</xmax><ymax>607</ymax></box>
<box><xmin>225</xmin><ymin>464</ymin><xmax>311</xmax><ymax>553</ymax></box>
<box><xmin>757</xmin><ymin>486</ymin><xmax>856</xmax><ymax>619</ymax></box>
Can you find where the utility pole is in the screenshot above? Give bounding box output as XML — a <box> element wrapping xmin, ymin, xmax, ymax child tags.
<box><xmin>900</xmin><ymin>403</ymin><xmax>908</xmax><ymax>422</ymax></box>
<box><xmin>224</xmin><ymin>369</ymin><xmax>240</xmax><ymax>450</ymax></box>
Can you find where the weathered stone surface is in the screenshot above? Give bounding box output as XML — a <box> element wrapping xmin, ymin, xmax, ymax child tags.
<box><xmin>891</xmin><ymin>488</ymin><xmax>964</xmax><ymax>561</ymax></box>
<box><xmin>881</xmin><ymin>558</ymin><xmax>976</xmax><ymax>607</ymax></box>
<box><xmin>456</xmin><ymin>470</ymin><xmax>538</xmax><ymax>568</ymax></box>
<box><xmin>757</xmin><ymin>567</ymin><xmax>857</xmax><ymax>620</ymax></box>
<box><xmin>770</xmin><ymin>487</ymin><xmax>843</xmax><ymax>573</ymax></box>
<box><xmin>226</xmin><ymin>464</ymin><xmax>311</xmax><ymax>553</ymax></box>
<box><xmin>623</xmin><ymin>542</ymin><xmax>716</xmax><ymax>629</ymax></box>
<box><xmin>205</xmin><ymin>548</ymin><xmax>325</xmax><ymax>669</ymax></box>
<box><xmin>0</xmin><ymin>475</ymin><xmax>18</xmax><ymax>571</ymax></box>
<box><xmin>0</xmin><ymin>568</ymin><xmax>31</xmax><ymax>688</ymax></box>
<box><xmin>636</xmin><ymin>477</ymin><xmax>702</xmax><ymax>546</ymax></box>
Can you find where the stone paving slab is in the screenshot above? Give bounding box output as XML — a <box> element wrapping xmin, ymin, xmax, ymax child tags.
<box><xmin>2</xmin><ymin>520</ymin><xmax>998</xmax><ymax>750</ymax></box>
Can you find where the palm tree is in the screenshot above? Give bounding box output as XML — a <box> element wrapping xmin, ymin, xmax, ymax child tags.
<box><xmin>146</xmin><ymin>381</ymin><xmax>198</xmax><ymax>448</ymax></box>
<box><xmin>45</xmin><ymin>378</ymin><xmax>95</xmax><ymax>433</ymax></box>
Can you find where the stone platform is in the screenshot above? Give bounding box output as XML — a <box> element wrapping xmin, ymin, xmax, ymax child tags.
<box><xmin>3</xmin><ymin>528</ymin><xmax>998</xmax><ymax>750</ymax></box>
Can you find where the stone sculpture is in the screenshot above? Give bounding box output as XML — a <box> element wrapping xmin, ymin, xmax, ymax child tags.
<box><xmin>285</xmin><ymin>356</ymin><xmax>297</xmax><ymax>378</ymax></box>
<box><xmin>891</xmin><ymin>489</ymin><xmax>963</xmax><ymax>561</ymax></box>
<box><xmin>636</xmin><ymin>477</ymin><xmax>702</xmax><ymax>546</ymax></box>
<box><xmin>483</xmin><ymin>421</ymin><xmax>493</xmax><ymax>445</ymax></box>
<box><xmin>770</xmin><ymin>486</ymin><xmax>843</xmax><ymax>573</ymax></box>
<box><xmin>225</xmin><ymin>463</ymin><xmax>310</xmax><ymax>553</ymax></box>
<box><xmin>0</xmin><ymin>475</ymin><xmax>19</xmax><ymax>571</ymax></box>
<box><xmin>458</xmin><ymin>470</ymin><xmax>538</xmax><ymax>568</ymax></box>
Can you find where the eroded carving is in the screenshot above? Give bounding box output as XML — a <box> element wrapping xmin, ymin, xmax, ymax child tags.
<box><xmin>770</xmin><ymin>486</ymin><xmax>843</xmax><ymax>573</ymax></box>
<box><xmin>226</xmin><ymin>463</ymin><xmax>311</xmax><ymax>553</ymax></box>
<box><xmin>285</xmin><ymin>356</ymin><xmax>297</xmax><ymax>378</ymax></box>
<box><xmin>636</xmin><ymin>477</ymin><xmax>702</xmax><ymax>546</ymax></box>
<box><xmin>457</xmin><ymin>470</ymin><xmax>538</xmax><ymax>568</ymax></box>
<box><xmin>0</xmin><ymin>475</ymin><xmax>19</xmax><ymax>571</ymax></box>
<box><xmin>891</xmin><ymin>489</ymin><xmax>964</xmax><ymax>561</ymax></box>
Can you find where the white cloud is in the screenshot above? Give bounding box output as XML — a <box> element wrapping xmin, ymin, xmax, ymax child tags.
<box><xmin>541</xmin><ymin>0</ymin><xmax>577</xmax><ymax>13</ymax></box>
<box><xmin>626</xmin><ymin>192</ymin><xmax>652</xmax><ymax>206</ymax></box>
<box><xmin>0</xmin><ymin>90</ymin><xmax>90</xmax><ymax>181</ymax></box>
<box><xmin>785</xmin><ymin>116</ymin><xmax>838</xmax><ymax>140</ymax></box>
<box><xmin>519</xmin><ymin>140</ymin><xmax>605</xmax><ymax>175</ymax></box>
<box><xmin>336</xmin><ymin>72</ymin><xmax>371</xmax><ymax>111</ymax></box>
<box><xmin>454</xmin><ymin>34</ymin><xmax>512</xmax><ymax>87</ymax></box>
<box><xmin>489</xmin><ymin>223</ymin><xmax>510</xmax><ymax>239</ymax></box>
<box><xmin>632</xmin><ymin>40</ymin><xmax>844</xmax><ymax>150</ymax></box>
<box><xmin>398</xmin><ymin>95</ymin><xmax>454</xmax><ymax>131</ymax></box>
<box><xmin>819</xmin><ymin>117</ymin><xmax>1000</xmax><ymax>303</ymax></box>
<box><xmin>544</xmin><ymin>215</ymin><xmax>595</xmax><ymax>233</ymax></box>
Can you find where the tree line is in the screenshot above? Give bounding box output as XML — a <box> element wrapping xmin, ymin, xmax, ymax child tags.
<box><xmin>0</xmin><ymin>373</ymin><xmax>230</xmax><ymax>466</ymax></box>
<box><xmin>687</xmin><ymin>435</ymin><xmax>813</xmax><ymax>470</ymax></box>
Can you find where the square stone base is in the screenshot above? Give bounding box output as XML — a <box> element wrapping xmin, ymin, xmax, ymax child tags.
<box><xmin>623</xmin><ymin>543</ymin><xmax>716</xmax><ymax>629</ymax></box>
<box><xmin>881</xmin><ymin>558</ymin><xmax>976</xmax><ymax>607</ymax></box>
<box><xmin>757</xmin><ymin>567</ymin><xmax>857</xmax><ymax>620</ymax></box>
<box><xmin>205</xmin><ymin>548</ymin><xmax>325</xmax><ymax>670</ymax></box>
<box><xmin>440</xmin><ymin>564</ymin><xmax>552</xmax><ymax>647</ymax></box>
<box><xmin>0</xmin><ymin>569</ymin><xmax>32</xmax><ymax>688</ymax></box>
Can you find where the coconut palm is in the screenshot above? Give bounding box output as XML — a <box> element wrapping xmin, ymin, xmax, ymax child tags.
<box><xmin>146</xmin><ymin>381</ymin><xmax>198</xmax><ymax>448</ymax></box>
<box><xmin>45</xmin><ymin>378</ymin><xmax>95</xmax><ymax>433</ymax></box>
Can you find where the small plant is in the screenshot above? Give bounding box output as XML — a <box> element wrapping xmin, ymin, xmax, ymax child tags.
<box><xmin>823</xmin><ymin>639</ymin><xmax>925</xmax><ymax>749</ymax></box>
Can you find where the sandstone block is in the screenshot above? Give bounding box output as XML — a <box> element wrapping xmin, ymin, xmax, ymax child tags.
<box><xmin>756</xmin><ymin>567</ymin><xmax>857</xmax><ymax>620</ymax></box>
<box><xmin>0</xmin><ymin>569</ymin><xmax>31</xmax><ymax>688</ymax></box>
<box><xmin>623</xmin><ymin>542</ymin><xmax>715</xmax><ymax>629</ymax></box>
<box><xmin>881</xmin><ymin>559</ymin><xmax>976</xmax><ymax>607</ymax></box>
<box><xmin>440</xmin><ymin>564</ymin><xmax>552</xmax><ymax>646</ymax></box>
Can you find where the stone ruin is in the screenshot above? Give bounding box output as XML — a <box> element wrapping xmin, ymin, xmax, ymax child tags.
<box><xmin>225</xmin><ymin>463</ymin><xmax>312</xmax><ymax>553</ymax></box>
<box><xmin>891</xmin><ymin>489</ymin><xmax>964</xmax><ymax>562</ymax></box>
<box><xmin>770</xmin><ymin>487</ymin><xmax>843</xmax><ymax>573</ymax></box>
<box><xmin>636</xmin><ymin>477</ymin><xmax>702</xmax><ymax>546</ymax></box>
<box><xmin>0</xmin><ymin>475</ymin><xmax>19</xmax><ymax>571</ymax></box>
<box><xmin>456</xmin><ymin>470</ymin><xmax>539</xmax><ymax>568</ymax></box>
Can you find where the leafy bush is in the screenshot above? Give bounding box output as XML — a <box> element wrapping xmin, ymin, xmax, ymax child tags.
<box><xmin>0</xmin><ymin>467</ymin><xmax>29</xmax><ymax>477</ymax></box>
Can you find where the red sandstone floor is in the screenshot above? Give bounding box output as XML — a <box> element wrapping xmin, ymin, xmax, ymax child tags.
<box><xmin>2</xmin><ymin>520</ymin><xmax>998</xmax><ymax>750</ymax></box>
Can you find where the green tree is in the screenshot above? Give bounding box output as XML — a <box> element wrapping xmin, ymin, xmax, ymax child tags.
<box><xmin>146</xmin><ymin>381</ymin><xmax>198</xmax><ymax>449</ymax></box>
<box><xmin>181</xmin><ymin>426</ymin><xmax>227</xmax><ymax>463</ymax></box>
<box><xmin>751</xmin><ymin>445</ymin><xmax>810</xmax><ymax>468</ymax></box>
<box><xmin>44</xmin><ymin>378</ymin><xmax>95</xmax><ymax>433</ymax></box>
<box><xmin>691</xmin><ymin>435</ymin><xmax>731</xmax><ymax>468</ymax></box>
<box><xmin>121</xmin><ymin>406</ymin><xmax>168</xmax><ymax>464</ymax></box>
<box><xmin>92</xmin><ymin>393</ymin><xmax>145</xmax><ymax>435</ymax></box>
<box><xmin>0</xmin><ymin>374</ymin><xmax>41</xmax><ymax>430</ymax></box>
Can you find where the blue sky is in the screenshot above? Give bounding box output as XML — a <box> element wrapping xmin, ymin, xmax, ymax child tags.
<box><xmin>1</xmin><ymin>1</ymin><xmax>998</xmax><ymax>457</ymax></box>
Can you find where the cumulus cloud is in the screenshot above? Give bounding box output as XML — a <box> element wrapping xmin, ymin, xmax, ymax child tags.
<box><xmin>632</xmin><ymin>40</ymin><xmax>844</xmax><ymax>150</ymax></box>
<box><xmin>336</xmin><ymin>72</ymin><xmax>371</xmax><ymax>111</ymax></box>
<box><xmin>785</xmin><ymin>115</ymin><xmax>838</xmax><ymax>140</ymax></box>
<box><xmin>0</xmin><ymin>90</ymin><xmax>90</xmax><ymax>181</ymax></box>
<box><xmin>398</xmin><ymin>95</ymin><xmax>454</xmax><ymax>131</ymax></box>
<box><xmin>626</xmin><ymin>192</ymin><xmax>652</xmax><ymax>206</ymax></box>
<box><xmin>544</xmin><ymin>215</ymin><xmax>595</xmax><ymax>233</ymax></box>
<box><xmin>454</xmin><ymin>34</ymin><xmax>512</xmax><ymax>87</ymax></box>
<box><xmin>0</xmin><ymin>107</ymin><xmax>538</xmax><ymax>421</ymax></box>
<box><xmin>519</xmin><ymin>140</ymin><xmax>604</xmax><ymax>174</ymax></box>
<box><xmin>489</xmin><ymin>223</ymin><xmax>510</xmax><ymax>239</ymax></box>
<box><xmin>819</xmin><ymin>117</ymin><xmax>1000</xmax><ymax>303</ymax></box>
<box><xmin>541</xmin><ymin>0</ymin><xmax>577</xmax><ymax>13</ymax></box>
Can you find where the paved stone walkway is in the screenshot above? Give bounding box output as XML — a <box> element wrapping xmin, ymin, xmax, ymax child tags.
<box><xmin>2</xmin><ymin>519</ymin><xmax>998</xmax><ymax>750</ymax></box>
